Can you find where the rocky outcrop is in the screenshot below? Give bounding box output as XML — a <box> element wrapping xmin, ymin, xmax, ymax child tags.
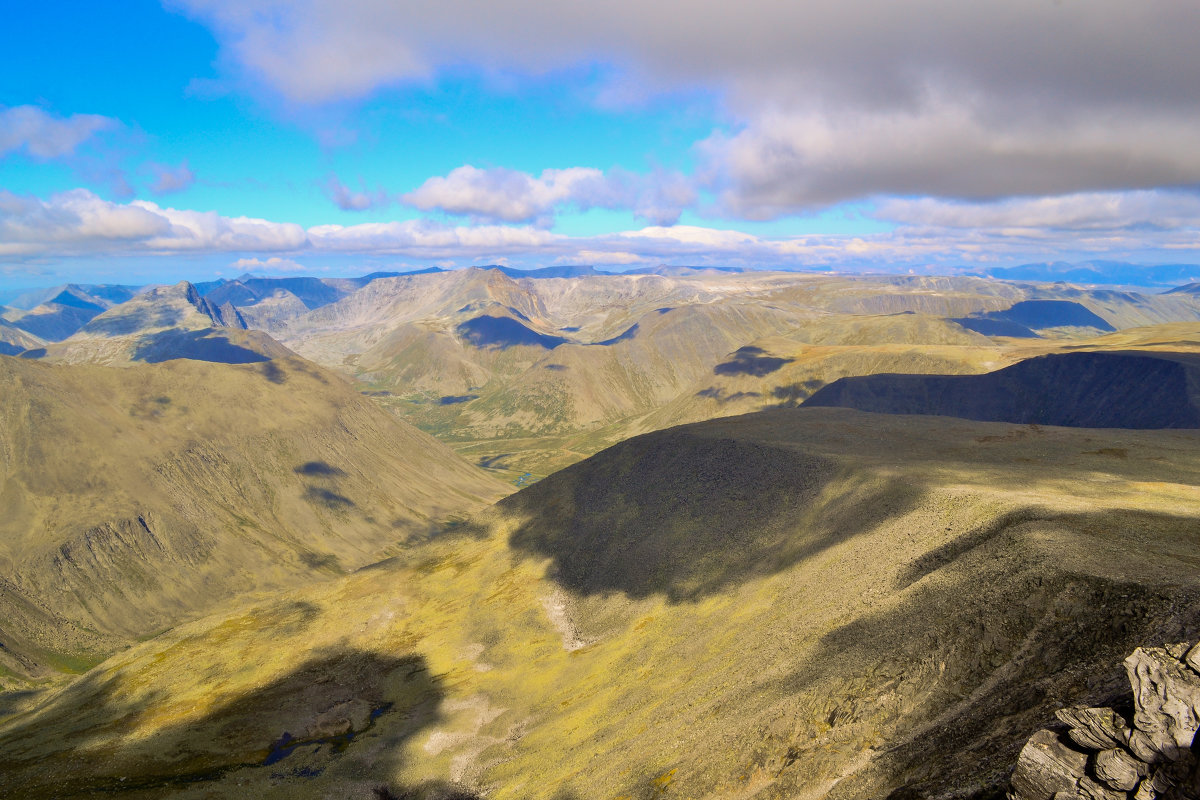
<box><xmin>1010</xmin><ymin>642</ymin><xmax>1200</xmax><ymax>800</ymax></box>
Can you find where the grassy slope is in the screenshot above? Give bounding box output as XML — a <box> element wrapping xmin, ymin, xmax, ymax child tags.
<box><xmin>2</xmin><ymin>409</ymin><xmax>1198</xmax><ymax>799</ymax></box>
<box><xmin>434</xmin><ymin>321</ymin><xmax>1200</xmax><ymax>481</ymax></box>
<box><xmin>0</xmin><ymin>355</ymin><xmax>508</xmax><ymax>685</ymax></box>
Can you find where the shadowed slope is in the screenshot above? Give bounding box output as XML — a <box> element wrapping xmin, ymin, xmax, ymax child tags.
<box><xmin>951</xmin><ymin>299</ymin><xmax>1117</xmax><ymax>338</ymax></box>
<box><xmin>455</xmin><ymin>315</ymin><xmax>568</xmax><ymax>350</ymax></box>
<box><xmin>805</xmin><ymin>350</ymin><xmax>1200</xmax><ymax>428</ymax></box>
<box><xmin>129</xmin><ymin>327</ymin><xmax>293</xmax><ymax>364</ymax></box>
<box><xmin>503</xmin><ymin>428</ymin><xmax>917</xmax><ymax>601</ymax></box>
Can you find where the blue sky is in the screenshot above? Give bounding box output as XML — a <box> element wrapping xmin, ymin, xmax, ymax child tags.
<box><xmin>2</xmin><ymin>0</ymin><xmax>1200</xmax><ymax>289</ymax></box>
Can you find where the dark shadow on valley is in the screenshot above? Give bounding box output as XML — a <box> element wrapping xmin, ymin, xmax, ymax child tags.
<box><xmin>477</xmin><ymin>454</ymin><xmax>511</xmax><ymax>469</ymax></box>
<box><xmin>950</xmin><ymin>300</ymin><xmax>1115</xmax><ymax>340</ymax></box>
<box><xmin>595</xmin><ymin>323</ymin><xmax>638</xmax><ymax>346</ymax></box>
<box><xmin>713</xmin><ymin>345</ymin><xmax>793</xmax><ymax>377</ymax></box>
<box><xmin>295</xmin><ymin>461</ymin><xmax>347</xmax><ymax>477</ymax></box>
<box><xmin>504</xmin><ymin>428</ymin><xmax>923</xmax><ymax>602</ymax></box>
<box><xmin>741</xmin><ymin>507</ymin><xmax>1200</xmax><ymax>800</ymax></box>
<box><xmin>771</xmin><ymin>379</ymin><xmax>825</xmax><ymax>407</ymax></box>
<box><xmin>261</xmin><ymin>360</ymin><xmax>287</xmax><ymax>383</ymax></box>
<box><xmin>456</xmin><ymin>315</ymin><xmax>567</xmax><ymax>350</ymax></box>
<box><xmin>296</xmin><ymin>461</ymin><xmax>355</xmax><ymax>511</ymax></box>
<box><xmin>132</xmin><ymin>329</ymin><xmax>271</xmax><ymax>364</ymax></box>
<box><xmin>304</xmin><ymin>486</ymin><xmax>355</xmax><ymax>509</ymax></box>
<box><xmin>695</xmin><ymin>387</ymin><xmax>761</xmax><ymax>403</ymax></box>
<box><xmin>0</xmin><ymin>645</ymin><xmax>484</xmax><ymax>799</ymax></box>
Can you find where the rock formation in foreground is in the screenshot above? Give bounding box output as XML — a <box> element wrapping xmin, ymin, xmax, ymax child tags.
<box><xmin>1010</xmin><ymin>641</ymin><xmax>1200</xmax><ymax>800</ymax></box>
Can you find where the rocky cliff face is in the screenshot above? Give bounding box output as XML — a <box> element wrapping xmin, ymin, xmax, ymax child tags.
<box><xmin>1011</xmin><ymin>642</ymin><xmax>1200</xmax><ymax>800</ymax></box>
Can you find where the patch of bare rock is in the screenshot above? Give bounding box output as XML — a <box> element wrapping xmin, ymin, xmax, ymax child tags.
<box><xmin>1010</xmin><ymin>641</ymin><xmax>1200</xmax><ymax>799</ymax></box>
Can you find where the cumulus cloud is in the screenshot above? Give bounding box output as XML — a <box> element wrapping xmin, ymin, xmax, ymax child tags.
<box><xmin>0</xmin><ymin>106</ymin><xmax>117</xmax><ymax>160</ymax></box>
<box><xmin>148</xmin><ymin>160</ymin><xmax>196</xmax><ymax>194</ymax></box>
<box><xmin>402</xmin><ymin>165</ymin><xmax>694</xmax><ymax>225</ymax></box>
<box><xmin>0</xmin><ymin>189</ymin><xmax>306</xmax><ymax>257</ymax></box>
<box><xmin>169</xmin><ymin>0</ymin><xmax>1200</xmax><ymax>215</ymax></box>
<box><xmin>322</xmin><ymin>173</ymin><xmax>389</xmax><ymax>211</ymax></box>
<box><xmin>403</xmin><ymin>166</ymin><xmax>603</xmax><ymax>224</ymax></box>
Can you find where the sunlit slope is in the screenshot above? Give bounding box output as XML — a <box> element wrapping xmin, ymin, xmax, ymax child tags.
<box><xmin>263</xmin><ymin>270</ymin><xmax>1200</xmax><ymax>480</ymax></box>
<box><xmin>631</xmin><ymin>319</ymin><xmax>1200</xmax><ymax>436</ymax></box>
<box><xmin>1055</xmin><ymin>319</ymin><xmax>1200</xmax><ymax>350</ymax></box>
<box><xmin>0</xmin><ymin>320</ymin><xmax>43</xmax><ymax>356</ymax></box>
<box><xmin>636</xmin><ymin>313</ymin><xmax>1003</xmax><ymax>431</ymax></box>
<box><xmin>0</xmin><ymin>355</ymin><xmax>507</xmax><ymax>682</ymax></box>
<box><xmin>398</xmin><ymin>302</ymin><xmax>805</xmax><ymax>440</ymax></box>
<box><xmin>3</xmin><ymin>409</ymin><xmax>1198</xmax><ymax>799</ymax></box>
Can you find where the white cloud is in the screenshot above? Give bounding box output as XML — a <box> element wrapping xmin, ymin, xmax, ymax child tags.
<box><xmin>148</xmin><ymin>160</ymin><xmax>196</xmax><ymax>194</ymax></box>
<box><xmin>403</xmin><ymin>166</ymin><xmax>604</xmax><ymax>224</ymax></box>
<box><xmin>402</xmin><ymin>165</ymin><xmax>694</xmax><ymax>225</ymax></box>
<box><xmin>322</xmin><ymin>173</ymin><xmax>389</xmax><ymax>211</ymax></box>
<box><xmin>570</xmin><ymin>250</ymin><xmax>648</xmax><ymax>265</ymax></box>
<box><xmin>231</xmin><ymin>256</ymin><xmax>307</xmax><ymax>272</ymax></box>
<box><xmin>0</xmin><ymin>189</ymin><xmax>306</xmax><ymax>257</ymax></box>
<box><xmin>4</xmin><ymin>186</ymin><xmax>1200</xmax><ymax>272</ymax></box>
<box><xmin>0</xmin><ymin>106</ymin><xmax>117</xmax><ymax>160</ymax></box>
<box><xmin>307</xmin><ymin>218</ymin><xmax>560</xmax><ymax>257</ymax></box>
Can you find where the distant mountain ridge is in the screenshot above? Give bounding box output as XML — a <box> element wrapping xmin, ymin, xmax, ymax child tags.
<box><xmin>1</xmin><ymin>285</ymin><xmax>131</xmax><ymax>342</ymax></box>
<box><xmin>1</xmin><ymin>283</ymin><xmax>141</xmax><ymax>311</ymax></box>
<box><xmin>971</xmin><ymin>260</ymin><xmax>1200</xmax><ymax>287</ymax></box>
<box><xmin>29</xmin><ymin>281</ymin><xmax>293</xmax><ymax>366</ymax></box>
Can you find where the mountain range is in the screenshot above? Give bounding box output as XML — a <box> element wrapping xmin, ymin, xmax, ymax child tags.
<box><xmin>1</xmin><ymin>265</ymin><xmax>1200</xmax><ymax>799</ymax></box>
